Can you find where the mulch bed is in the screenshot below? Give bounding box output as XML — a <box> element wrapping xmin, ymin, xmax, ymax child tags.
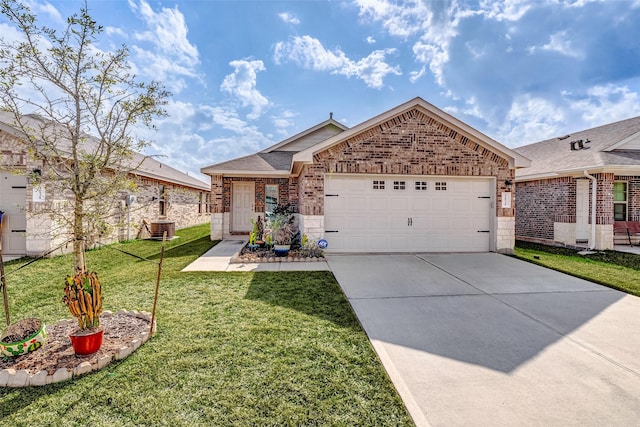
<box><xmin>0</xmin><ymin>311</ymin><xmax>151</xmax><ymax>376</ymax></box>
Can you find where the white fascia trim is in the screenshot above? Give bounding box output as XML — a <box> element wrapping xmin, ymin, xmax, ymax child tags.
<box><xmin>202</xmin><ymin>171</ymin><xmax>291</xmax><ymax>178</ymax></box>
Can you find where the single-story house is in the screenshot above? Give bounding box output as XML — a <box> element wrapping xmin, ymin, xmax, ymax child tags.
<box><xmin>514</xmin><ymin>116</ymin><xmax>640</xmax><ymax>250</ymax></box>
<box><xmin>0</xmin><ymin>112</ymin><xmax>211</xmax><ymax>258</ymax></box>
<box><xmin>202</xmin><ymin>97</ymin><xmax>530</xmax><ymax>254</ymax></box>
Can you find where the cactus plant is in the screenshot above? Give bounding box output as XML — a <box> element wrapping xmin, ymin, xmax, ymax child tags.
<box><xmin>62</xmin><ymin>272</ymin><xmax>103</xmax><ymax>330</ymax></box>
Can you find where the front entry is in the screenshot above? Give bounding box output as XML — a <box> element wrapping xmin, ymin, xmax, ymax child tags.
<box><xmin>231</xmin><ymin>182</ymin><xmax>255</xmax><ymax>233</ymax></box>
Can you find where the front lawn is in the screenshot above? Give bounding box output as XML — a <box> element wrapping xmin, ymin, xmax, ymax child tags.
<box><xmin>514</xmin><ymin>241</ymin><xmax>640</xmax><ymax>297</ymax></box>
<box><xmin>1</xmin><ymin>223</ymin><xmax>413</xmax><ymax>426</ymax></box>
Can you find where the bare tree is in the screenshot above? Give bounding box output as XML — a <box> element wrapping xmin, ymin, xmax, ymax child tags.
<box><xmin>0</xmin><ymin>0</ymin><xmax>169</xmax><ymax>273</ymax></box>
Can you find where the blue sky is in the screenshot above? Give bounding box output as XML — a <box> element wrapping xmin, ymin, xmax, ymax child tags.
<box><xmin>2</xmin><ymin>0</ymin><xmax>640</xmax><ymax>182</ymax></box>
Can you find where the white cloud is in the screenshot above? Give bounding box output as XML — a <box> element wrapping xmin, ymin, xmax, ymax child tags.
<box><xmin>357</xmin><ymin>0</ymin><xmax>461</xmax><ymax>86</ymax></box>
<box><xmin>273</xmin><ymin>35</ymin><xmax>401</xmax><ymax>89</ymax></box>
<box><xmin>409</xmin><ymin>65</ymin><xmax>427</xmax><ymax>83</ymax></box>
<box><xmin>126</xmin><ymin>0</ymin><xmax>201</xmax><ymax>92</ymax></box>
<box><xmin>29</xmin><ymin>0</ymin><xmax>63</xmax><ymax>24</ymax></box>
<box><xmin>529</xmin><ymin>31</ymin><xmax>582</xmax><ymax>58</ymax></box>
<box><xmin>366</xmin><ymin>36</ymin><xmax>377</xmax><ymax>44</ymax></box>
<box><xmin>105</xmin><ymin>26</ymin><xmax>127</xmax><ymax>38</ymax></box>
<box><xmin>129</xmin><ymin>0</ymin><xmax>199</xmax><ymax>66</ymax></box>
<box><xmin>272</xmin><ymin>110</ymin><xmax>297</xmax><ymax>134</ymax></box>
<box><xmin>496</xmin><ymin>95</ymin><xmax>567</xmax><ymax>146</ymax></box>
<box><xmin>220</xmin><ymin>59</ymin><xmax>270</xmax><ymax>120</ymax></box>
<box><xmin>278</xmin><ymin>12</ymin><xmax>300</xmax><ymax>25</ymax></box>
<box><xmin>478</xmin><ymin>0</ymin><xmax>531</xmax><ymax>21</ymax></box>
<box><xmin>570</xmin><ymin>84</ymin><xmax>640</xmax><ymax>126</ymax></box>
<box><xmin>356</xmin><ymin>0</ymin><xmax>430</xmax><ymax>38</ymax></box>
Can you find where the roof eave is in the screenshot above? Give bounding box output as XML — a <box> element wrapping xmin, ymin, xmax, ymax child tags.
<box><xmin>200</xmin><ymin>169</ymin><xmax>291</xmax><ymax>178</ymax></box>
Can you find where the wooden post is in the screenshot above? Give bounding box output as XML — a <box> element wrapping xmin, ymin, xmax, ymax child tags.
<box><xmin>0</xmin><ymin>240</ymin><xmax>9</xmax><ymax>327</ymax></box>
<box><xmin>150</xmin><ymin>231</ymin><xmax>167</xmax><ymax>336</ymax></box>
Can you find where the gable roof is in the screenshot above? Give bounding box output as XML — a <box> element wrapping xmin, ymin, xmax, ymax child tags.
<box><xmin>0</xmin><ymin>111</ymin><xmax>209</xmax><ymax>191</ymax></box>
<box><xmin>201</xmin><ymin>117</ymin><xmax>347</xmax><ymax>176</ymax></box>
<box><xmin>291</xmin><ymin>97</ymin><xmax>530</xmax><ymax>173</ymax></box>
<box><xmin>514</xmin><ymin>115</ymin><xmax>640</xmax><ymax>180</ymax></box>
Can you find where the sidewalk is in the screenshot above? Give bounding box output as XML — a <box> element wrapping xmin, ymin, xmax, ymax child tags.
<box><xmin>181</xmin><ymin>239</ymin><xmax>330</xmax><ymax>272</ymax></box>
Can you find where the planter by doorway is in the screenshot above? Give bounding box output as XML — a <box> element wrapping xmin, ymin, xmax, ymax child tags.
<box><xmin>69</xmin><ymin>328</ymin><xmax>104</xmax><ymax>355</ymax></box>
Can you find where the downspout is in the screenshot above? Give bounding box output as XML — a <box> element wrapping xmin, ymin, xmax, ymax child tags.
<box><xmin>583</xmin><ymin>170</ymin><xmax>597</xmax><ymax>250</ymax></box>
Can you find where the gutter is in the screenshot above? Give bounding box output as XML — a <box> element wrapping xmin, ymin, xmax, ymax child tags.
<box><xmin>583</xmin><ymin>170</ymin><xmax>597</xmax><ymax>250</ymax></box>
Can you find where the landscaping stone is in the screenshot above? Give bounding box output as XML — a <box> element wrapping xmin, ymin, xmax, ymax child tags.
<box><xmin>73</xmin><ymin>361</ymin><xmax>93</xmax><ymax>377</ymax></box>
<box><xmin>53</xmin><ymin>368</ymin><xmax>72</xmax><ymax>383</ymax></box>
<box><xmin>0</xmin><ymin>368</ymin><xmax>12</xmax><ymax>386</ymax></box>
<box><xmin>8</xmin><ymin>369</ymin><xmax>29</xmax><ymax>387</ymax></box>
<box><xmin>29</xmin><ymin>370</ymin><xmax>48</xmax><ymax>386</ymax></box>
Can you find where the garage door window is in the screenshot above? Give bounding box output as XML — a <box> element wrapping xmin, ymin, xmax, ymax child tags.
<box><xmin>372</xmin><ymin>180</ymin><xmax>385</xmax><ymax>190</ymax></box>
<box><xmin>435</xmin><ymin>181</ymin><xmax>447</xmax><ymax>191</ymax></box>
<box><xmin>415</xmin><ymin>181</ymin><xmax>428</xmax><ymax>191</ymax></box>
<box><xmin>393</xmin><ymin>181</ymin><xmax>406</xmax><ymax>190</ymax></box>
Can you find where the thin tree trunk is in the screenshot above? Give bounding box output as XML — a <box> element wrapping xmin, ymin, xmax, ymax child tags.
<box><xmin>73</xmin><ymin>198</ymin><xmax>86</xmax><ymax>274</ymax></box>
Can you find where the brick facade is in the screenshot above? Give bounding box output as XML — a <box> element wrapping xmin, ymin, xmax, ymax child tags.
<box><xmin>515</xmin><ymin>177</ymin><xmax>576</xmax><ymax>240</ymax></box>
<box><xmin>0</xmin><ymin>128</ymin><xmax>209</xmax><ymax>256</ymax></box>
<box><xmin>516</xmin><ymin>173</ymin><xmax>640</xmax><ymax>246</ymax></box>
<box><xmin>298</xmin><ymin>108</ymin><xmax>514</xmax><ymax>216</ymax></box>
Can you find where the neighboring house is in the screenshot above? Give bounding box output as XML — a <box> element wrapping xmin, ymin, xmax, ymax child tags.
<box><xmin>202</xmin><ymin>97</ymin><xmax>530</xmax><ymax>254</ymax></box>
<box><xmin>514</xmin><ymin>116</ymin><xmax>640</xmax><ymax>250</ymax></box>
<box><xmin>0</xmin><ymin>113</ymin><xmax>211</xmax><ymax>258</ymax></box>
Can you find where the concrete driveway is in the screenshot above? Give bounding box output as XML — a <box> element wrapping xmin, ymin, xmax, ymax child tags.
<box><xmin>327</xmin><ymin>253</ymin><xmax>640</xmax><ymax>427</ymax></box>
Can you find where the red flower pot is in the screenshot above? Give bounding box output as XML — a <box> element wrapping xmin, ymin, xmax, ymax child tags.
<box><xmin>69</xmin><ymin>328</ymin><xmax>104</xmax><ymax>355</ymax></box>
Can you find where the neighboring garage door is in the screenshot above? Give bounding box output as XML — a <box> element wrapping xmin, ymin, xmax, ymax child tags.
<box><xmin>324</xmin><ymin>174</ymin><xmax>493</xmax><ymax>252</ymax></box>
<box><xmin>0</xmin><ymin>172</ymin><xmax>27</xmax><ymax>256</ymax></box>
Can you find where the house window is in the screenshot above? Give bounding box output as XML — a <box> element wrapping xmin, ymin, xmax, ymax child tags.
<box><xmin>393</xmin><ymin>181</ymin><xmax>406</xmax><ymax>190</ymax></box>
<box><xmin>614</xmin><ymin>182</ymin><xmax>627</xmax><ymax>221</ymax></box>
<box><xmin>265</xmin><ymin>184</ymin><xmax>278</xmax><ymax>220</ymax></box>
<box><xmin>198</xmin><ymin>192</ymin><xmax>203</xmax><ymax>214</ymax></box>
<box><xmin>435</xmin><ymin>181</ymin><xmax>447</xmax><ymax>191</ymax></box>
<box><xmin>373</xmin><ymin>180</ymin><xmax>385</xmax><ymax>190</ymax></box>
<box><xmin>205</xmin><ymin>193</ymin><xmax>212</xmax><ymax>214</ymax></box>
<box><xmin>159</xmin><ymin>185</ymin><xmax>167</xmax><ymax>216</ymax></box>
<box><xmin>415</xmin><ymin>181</ymin><xmax>428</xmax><ymax>191</ymax></box>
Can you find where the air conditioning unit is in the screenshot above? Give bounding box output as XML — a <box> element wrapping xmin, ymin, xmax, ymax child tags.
<box><xmin>125</xmin><ymin>194</ymin><xmax>137</xmax><ymax>206</ymax></box>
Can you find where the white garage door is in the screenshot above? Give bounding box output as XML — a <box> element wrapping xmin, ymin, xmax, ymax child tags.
<box><xmin>324</xmin><ymin>175</ymin><xmax>493</xmax><ymax>252</ymax></box>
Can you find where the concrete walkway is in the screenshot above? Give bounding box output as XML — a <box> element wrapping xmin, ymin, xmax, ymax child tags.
<box><xmin>181</xmin><ymin>239</ymin><xmax>330</xmax><ymax>272</ymax></box>
<box><xmin>328</xmin><ymin>253</ymin><xmax>640</xmax><ymax>427</ymax></box>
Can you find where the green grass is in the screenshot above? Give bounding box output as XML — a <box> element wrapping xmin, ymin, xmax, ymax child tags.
<box><xmin>514</xmin><ymin>241</ymin><xmax>640</xmax><ymax>297</ymax></box>
<box><xmin>1</xmin><ymin>224</ymin><xmax>413</xmax><ymax>426</ymax></box>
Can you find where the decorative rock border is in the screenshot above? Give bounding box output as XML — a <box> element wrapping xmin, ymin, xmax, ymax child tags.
<box><xmin>230</xmin><ymin>254</ymin><xmax>326</xmax><ymax>263</ymax></box>
<box><xmin>0</xmin><ymin>309</ymin><xmax>156</xmax><ymax>388</ymax></box>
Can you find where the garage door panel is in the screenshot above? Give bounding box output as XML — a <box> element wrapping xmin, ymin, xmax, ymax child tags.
<box><xmin>324</xmin><ymin>175</ymin><xmax>492</xmax><ymax>253</ymax></box>
<box><xmin>370</xmin><ymin>196</ymin><xmax>388</xmax><ymax>211</ymax></box>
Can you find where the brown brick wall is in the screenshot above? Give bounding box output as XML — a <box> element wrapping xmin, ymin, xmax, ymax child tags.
<box><xmin>515</xmin><ymin>173</ymin><xmax>633</xmax><ymax>240</ymax></box>
<box><xmin>515</xmin><ymin>177</ymin><xmax>576</xmax><ymax>240</ymax></box>
<box><xmin>297</xmin><ymin>108</ymin><xmax>514</xmax><ymax>216</ymax></box>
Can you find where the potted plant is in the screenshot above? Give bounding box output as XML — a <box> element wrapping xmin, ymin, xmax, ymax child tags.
<box><xmin>1</xmin><ymin>317</ymin><xmax>47</xmax><ymax>357</ymax></box>
<box><xmin>62</xmin><ymin>271</ymin><xmax>104</xmax><ymax>355</ymax></box>
<box><xmin>268</xmin><ymin>204</ymin><xmax>296</xmax><ymax>256</ymax></box>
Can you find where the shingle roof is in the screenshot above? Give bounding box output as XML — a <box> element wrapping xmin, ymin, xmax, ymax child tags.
<box><xmin>201</xmin><ymin>118</ymin><xmax>345</xmax><ymax>176</ymax></box>
<box><xmin>514</xmin><ymin>115</ymin><xmax>640</xmax><ymax>179</ymax></box>
<box><xmin>201</xmin><ymin>151</ymin><xmax>294</xmax><ymax>174</ymax></box>
<box><xmin>0</xmin><ymin>111</ymin><xmax>209</xmax><ymax>190</ymax></box>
